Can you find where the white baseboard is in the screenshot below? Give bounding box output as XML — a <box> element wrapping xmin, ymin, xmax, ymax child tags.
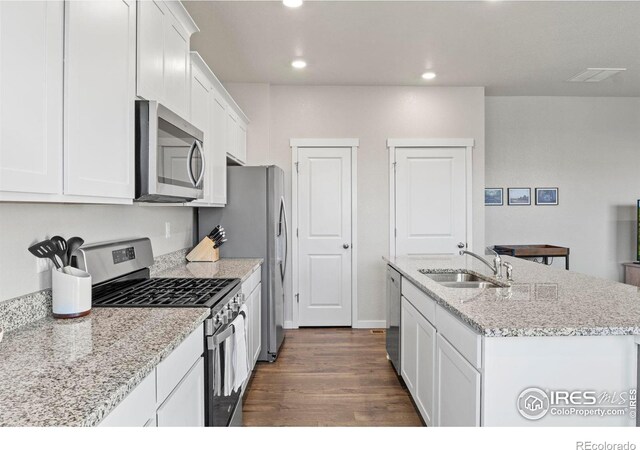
<box><xmin>354</xmin><ymin>320</ymin><xmax>386</xmax><ymax>329</ymax></box>
<box><xmin>284</xmin><ymin>320</ymin><xmax>385</xmax><ymax>329</ymax></box>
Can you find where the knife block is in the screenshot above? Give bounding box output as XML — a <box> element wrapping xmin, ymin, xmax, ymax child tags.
<box><xmin>186</xmin><ymin>236</ymin><xmax>220</xmax><ymax>262</ymax></box>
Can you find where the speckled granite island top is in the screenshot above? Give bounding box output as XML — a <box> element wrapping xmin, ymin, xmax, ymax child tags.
<box><xmin>0</xmin><ymin>307</ymin><xmax>209</xmax><ymax>426</ymax></box>
<box><xmin>153</xmin><ymin>258</ymin><xmax>263</xmax><ymax>281</ymax></box>
<box><xmin>384</xmin><ymin>255</ymin><xmax>640</xmax><ymax>337</ymax></box>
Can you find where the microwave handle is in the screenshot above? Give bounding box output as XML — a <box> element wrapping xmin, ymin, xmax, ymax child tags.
<box><xmin>194</xmin><ymin>140</ymin><xmax>206</xmax><ymax>187</ymax></box>
<box><xmin>187</xmin><ymin>141</ymin><xmax>197</xmax><ymax>187</ymax></box>
<box><xmin>187</xmin><ymin>140</ymin><xmax>206</xmax><ymax>188</ymax></box>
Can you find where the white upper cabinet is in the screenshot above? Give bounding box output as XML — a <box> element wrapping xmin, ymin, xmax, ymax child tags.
<box><xmin>225</xmin><ymin>108</ymin><xmax>248</xmax><ymax>165</ymax></box>
<box><xmin>163</xmin><ymin>16</ymin><xmax>190</xmax><ymax>118</ymax></box>
<box><xmin>136</xmin><ymin>0</ymin><xmax>165</xmax><ymax>102</ymax></box>
<box><xmin>0</xmin><ymin>0</ymin><xmax>247</xmax><ymax>205</ymax></box>
<box><xmin>63</xmin><ymin>0</ymin><xmax>136</xmax><ymax>199</ymax></box>
<box><xmin>0</xmin><ymin>1</ymin><xmax>63</xmax><ymax>195</ymax></box>
<box><xmin>189</xmin><ymin>53</ymin><xmax>214</xmax><ymax>205</ymax></box>
<box><xmin>237</xmin><ymin>119</ymin><xmax>248</xmax><ymax>164</ymax></box>
<box><xmin>137</xmin><ymin>0</ymin><xmax>198</xmax><ymax>119</ymax></box>
<box><xmin>209</xmin><ymin>91</ymin><xmax>228</xmax><ymax>206</ymax></box>
<box><xmin>187</xmin><ymin>51</ymin><xmax>249</xmax><ymax>207</ymax></box>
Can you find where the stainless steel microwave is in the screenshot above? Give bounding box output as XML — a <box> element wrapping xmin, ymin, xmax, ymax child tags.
<box><xmin>135</xmin><ymin>100</ymin><xmax>205</xmax><ymax>202</ymax></box>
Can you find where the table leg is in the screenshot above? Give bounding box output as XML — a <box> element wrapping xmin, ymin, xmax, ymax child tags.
<box><xmin>565</xmin><ymin>255</ymin><xmax>570</xmax><ymax>271</ymax></box>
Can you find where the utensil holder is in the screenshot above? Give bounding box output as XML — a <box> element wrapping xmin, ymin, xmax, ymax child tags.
<box><xmin>52</xmin><ymin>267</ymin><xmax>92</xmax><ymax>319</ymax></box>
<box><xmin>186</xmin><ymin>236</ymin><xmax>220</xmax><ymax>262</ymax></box>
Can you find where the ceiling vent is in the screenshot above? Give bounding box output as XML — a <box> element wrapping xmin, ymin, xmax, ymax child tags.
<box><xmin>568</xmin><ymin>68</ymin><xmax>626</xmax><ymax>82</ymax></box>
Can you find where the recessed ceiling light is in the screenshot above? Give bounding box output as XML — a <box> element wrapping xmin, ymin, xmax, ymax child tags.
<box><xmin>291</xmin><ymin>59</ymin><xmax>307</xmax><ymax>69</ymax></box>
<box><xmin>283</xmin><ymin>0</ymin><xmax>303</xmax><ymax>7</ymax></box>
<box><xmin>421</xmin><ymin>72</ymin><xmax>437</xmax><ymax>80</ymax></box>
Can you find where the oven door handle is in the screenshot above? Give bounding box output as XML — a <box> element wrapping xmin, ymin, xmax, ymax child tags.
<box><xmin>209</xmin><ymin>323</ymin><xmax>235</xmax><ymax>347</ymax></box>
<box><xmin>208</xmin><ymin>322</ymin><xmax>236</xmax><ymax>397</ymax></box>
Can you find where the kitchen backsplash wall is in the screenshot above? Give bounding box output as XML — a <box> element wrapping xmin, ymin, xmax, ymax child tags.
<box><xmin>225</xmin><ymin>83</ymin><xmax>485</xmax><ymax>327</ymax></box>
<box><xmin>0</xmin><ymin>203</ymin><xmax>194</xmax><ymax>302</ymax></box>
<box><xmin>485</xmin><ymin>96</ymin><xmax>640</xmax><ymax>281</ymax></box>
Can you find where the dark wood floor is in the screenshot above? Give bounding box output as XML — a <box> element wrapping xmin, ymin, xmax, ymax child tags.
<box><xmin>242</xmin><ymin>328</ymin><xmax>423</xmax><ymax>426</ymax></box>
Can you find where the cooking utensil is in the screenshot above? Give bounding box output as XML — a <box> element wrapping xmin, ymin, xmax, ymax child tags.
<box><xmin>50</xmin><ymin>235</ymin><xmax>68</xmax><ymax>266</ymax></box>
<box><xmin>213</xmin><ymin>238</ymin><xmax>227</xmax><ymax>249</ymax></box>
<box><xmin>28</xmin><ymin>240</ymin><xmax>62</xmax><ymax>270</ymax></box>
<box><xmin>208</xmin><ymin>225</ymin><xmax>221</xmax><ymax>237</ymax></box>
<box><xmin>66</xmin><ymin>236</ymin><xmax>85</xmax><ymax>265</ymax></box>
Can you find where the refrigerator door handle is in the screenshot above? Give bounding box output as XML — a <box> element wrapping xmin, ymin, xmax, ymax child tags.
<box><xmin>279</xmin><ymin>196</ymin><xmax>288</xmax><ymax>282</ymax></box>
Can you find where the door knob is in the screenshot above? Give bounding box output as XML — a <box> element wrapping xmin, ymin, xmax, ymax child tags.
<box><xmin>343</xmin><ymin>243</ymin><xmax>350</xmax><ymax>249</ymax></box>
<box><xmin>457</xmin><ymin>242</ymin><xmax>466</xmax><ymax>249</ymax></box>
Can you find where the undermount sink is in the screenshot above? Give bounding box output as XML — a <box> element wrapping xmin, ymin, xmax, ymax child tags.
<box><xmin>439</xmin><ymin>281</ymin><xmax>502</xmax><ymax>289</ymax></box>
<box><xmin>422</xmin><ymin>272</ymin><xmax>484</xmax><ymax>283</ymax></box>
<box><xmin>419</xmin><ymin>270</ymin><xmax>504</xmax><ymax>289</ymax></box>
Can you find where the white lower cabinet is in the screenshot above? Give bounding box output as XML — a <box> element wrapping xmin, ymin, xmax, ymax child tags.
<box><xmin>400</xmin><ymin>298</ymin><xmax>418</xmax><ymax>394</ymax></box>
<box><xmin>250</xmin><ymin>283</ymin><xmax>262</xmax><ymax>366</ymax></box>
<box><xmin>435</xmin><ymin>334</ymin><xmax>481</xmax><ymax>426</ymax></box>
<box><xmin>401</xmin><ymin>297</ymin><xmax>436</xmax><ymax>426</ymax></box>
<box><xmin>241</xmin><ymin>266</ymin><xmax>262</xmax><ymax>374</ymax></box>
<box><xmin>399</xmin><ymin>276</ymin><xmax>481</xmax><ymax>427</ymax></box>
<box><xmin>156</xmin><ymin>357</ymin><xmax>205</xmax><ymax>427</ymax></box>
<box><xmin>99</xmin><ymin>324</ymin><xmax>204</xmax><ymax>427</ymax></box>
<box><xmin>98</xmin><ymin>371</ymin><xmax>156</xmax><ymax>427</ymax></box>
<box><xmin>415</xmin><ymin>311</ymin><xmax>437</xmax><ymax>426</ymax></box>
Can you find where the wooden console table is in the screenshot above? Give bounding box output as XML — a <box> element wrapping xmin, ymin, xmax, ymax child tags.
<box><xmin>623</xmin><ymin>263</ymin><xmax>640</xmax><ymax>287</ymax></box>
<box><xmin>493</xmin><ymin>244</ymin><xmax>571</xmax><ymax>270</ymax></box>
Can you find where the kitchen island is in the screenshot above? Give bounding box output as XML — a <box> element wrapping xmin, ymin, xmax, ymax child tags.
<box><xmin>385</xmin><ymin>255</ymin><xmax>640</xmax><ymax>426</ymax></box>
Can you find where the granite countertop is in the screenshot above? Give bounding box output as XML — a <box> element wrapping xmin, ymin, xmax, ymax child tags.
<box><xmin>385</xmin><ymin>255</ymin><xmax>640</xmax><ymax>338</ymax></box>
<box><xmin>0</xmin><ymin>307</ymin><xmax>209</xmax><ymax>426</ymax></box>
<box><xmin>153</xmin><ymin>258</ymin><xmax>263</xmax><ymax>282</ymax></box>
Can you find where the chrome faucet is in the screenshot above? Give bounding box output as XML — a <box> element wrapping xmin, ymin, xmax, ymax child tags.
<box><xmin>459</xmin><ymin>247</ymin><xmax>503</xmax><ymax>279</ymax></box>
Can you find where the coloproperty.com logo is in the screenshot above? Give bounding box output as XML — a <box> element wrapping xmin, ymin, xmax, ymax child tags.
<box><xmin>517</xmin><ymin>387</ymin><xmax>636</xmax><ymax>421</ymax></box>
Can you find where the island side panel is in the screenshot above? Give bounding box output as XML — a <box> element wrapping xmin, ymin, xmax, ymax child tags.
<box><xmin>482</xmin><ymin>335</ymin><xmax>636</xmax><ymax>426</ymax></box>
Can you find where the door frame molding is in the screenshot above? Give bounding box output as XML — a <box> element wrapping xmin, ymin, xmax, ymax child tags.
<box><xmin>387</xmin><ymin>138</ymin><xmax>475</xmax><ymax>259</ymax></box>
<box><xmin>290</xmin><ymin>138</ymin><xmax>359</xmax><ymax>329</ymax></box>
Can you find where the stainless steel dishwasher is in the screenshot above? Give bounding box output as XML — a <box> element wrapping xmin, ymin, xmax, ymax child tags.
<box><xmin>386</xmin><ymin>265</ymin><xmax>402</xmax><ymax>375</ymax></box>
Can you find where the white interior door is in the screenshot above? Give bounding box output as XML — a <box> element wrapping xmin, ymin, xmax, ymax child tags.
<box><xmin>297</xmin><ymin>147</ymin><xmax>352</xmax><ymax>326</ymax></box>
<box><xmin>394</xmin><ymin>147</ymin><xmax>468</xmax><ymax>256</ymax></box>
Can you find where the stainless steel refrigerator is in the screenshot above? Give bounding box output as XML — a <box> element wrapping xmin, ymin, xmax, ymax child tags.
<box><xmin>198</xmin><ymin>165</ymin><xmax>286</xmax><ymax>362</ymax></box>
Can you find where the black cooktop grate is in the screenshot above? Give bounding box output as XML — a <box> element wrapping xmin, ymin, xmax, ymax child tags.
<box><xmin>92</xmin><ymin>277</ymin><xmax>240</xmax><ymax>308</ymax></box>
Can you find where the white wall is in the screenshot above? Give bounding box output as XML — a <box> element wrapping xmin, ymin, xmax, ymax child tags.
<box><xmin>226</xmin><ymin>84</ymin><xmax>485</xmax><ymax>326</ymax></box>
<box><xmin>486</xmin><ymin>96</ymin><xmax>640</xmax><ymax>281</ymax></box>
<box><xmin>0</xmin><ymin>203</ymin><xmax>194</xmax><ymax>301</ymax></box>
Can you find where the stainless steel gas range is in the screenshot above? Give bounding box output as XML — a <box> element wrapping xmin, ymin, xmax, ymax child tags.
<box><xmin>74</xmin><ymin>237</ymin><xmax>245</xmax><ymax>427</ymax></box>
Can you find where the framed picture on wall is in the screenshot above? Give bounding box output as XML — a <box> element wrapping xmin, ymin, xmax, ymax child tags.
<box><xmin>508</xmin><ymin>188</ymin><xmax>531</xmax><ymax>206</ymax></box>
<box><xmin>485</xmin><ymin>188</ymin><xmax>503</xmax><ymax>206</ymax></box>
<box><xmin>536</xmin><ymin>188</ymin><xmax>559</xmax><ymax>205</ymax></box>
